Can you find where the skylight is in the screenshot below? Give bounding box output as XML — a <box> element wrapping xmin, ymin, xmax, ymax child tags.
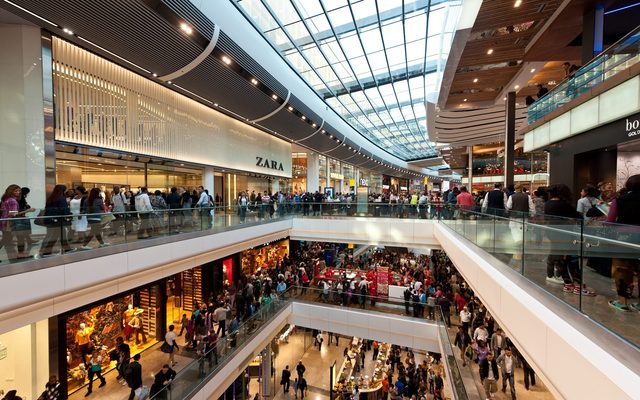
<box><xmin>235</xmin><ymin>0</ymin><xmax>462</xmax><ymax>161</ymax></box>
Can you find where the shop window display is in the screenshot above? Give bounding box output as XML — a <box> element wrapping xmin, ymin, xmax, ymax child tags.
<box><xmin>65</xmin><ymin>289</ymin><xmax>159</xmax><ymax>394</ymax></box>
<box><xmin>241</xmin><ymin>240</ymin><xmax>289</xmax><ymax>275</ymax></box>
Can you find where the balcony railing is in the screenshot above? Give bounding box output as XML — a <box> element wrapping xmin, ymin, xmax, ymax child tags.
<box><xmin>528</xmin><ymin>25</ymin><xmax>640</xmax><ymax>124</ymax></box>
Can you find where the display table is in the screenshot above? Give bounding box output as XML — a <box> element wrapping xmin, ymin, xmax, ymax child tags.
<box><xmin>334</xmin><ymin>339</ymin><xmax>391</xmax><ymax>400</ymax></box>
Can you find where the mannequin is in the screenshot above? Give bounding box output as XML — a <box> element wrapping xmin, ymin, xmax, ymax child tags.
<box><xmin>128</xmin><ymin>309</ymin><xmax>147</xmax><ymax>346</ymax></box>
<box><xmin>123</xmin><ymin>304</ymin><xmax>136</xmax><ymax>341</ymax></box>
<box><xmin>75</xmin><ymin>322</ymin><xmax>93</xmax><ymax>366</ymax></box>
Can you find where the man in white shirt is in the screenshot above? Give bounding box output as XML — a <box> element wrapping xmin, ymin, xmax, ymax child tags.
<box><xmin>473</xmin><ymin>323</ymin><xmax>489</xmax><ymax>343</ymax></box>
<box><xmin>496</xmin><ymin>347</ymin><xmax>517</xmax><ymax>400</ymax></box>
<box><xmin>135</xmin><ymin>187</ymin><xmax>153</xmax><ymax>239</ymax></box>
<box><xmin>165</xmin><ymin>324</ymin><xmax>178</xmax><ymax>366</ymax></box>
<box><xmin>459</xmin><ymin>306</ymin><xmax>471</xmax><ymax>334</ymax></box>
<box><xmin>214</xmin><ymin>303</ymin><xmax>231</xmax><ymax>337</ymax></box>
<box><xmin>196</xmin><ymin>186</ymin><xmax>212</xmax><ymax>227</ymax></box>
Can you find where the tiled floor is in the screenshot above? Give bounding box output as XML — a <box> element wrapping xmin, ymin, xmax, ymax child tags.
<box><xmin>68</xmin><ymin>335</ymin><xmax>195</xmax><ymax>400</ymax></box>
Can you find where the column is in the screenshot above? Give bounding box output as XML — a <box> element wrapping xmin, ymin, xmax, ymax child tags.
<box><xmin>259</xmin><ymin>344</ymin><xmax>272</xmax><ymax>399</ymax></box>
<box><xmin>306</xmin><ymin>152</ymin><xmax>319</xmax><ymax>193</ymax></box>
<box><xmin>0</xmin><ymin>24</ymin><xmax>47</xmax><ymax>208</ymax></box>
<box><xmin>504</xmin><ymin>91</ymin><xmax>516</xmax><ymax>188</ymax></box>
<box><xmin>582</xmin><ymin>4</ymin><xmax>605</xmax><ymax>65</ymax></box>
<box><xmin>467</xmin><ymin>145</ymin><xmax>473</xmax><ymax>190</ymax></box>
<box><xmin>203</xmin><ymin>166</ymin><xmax>215</xmax><ymax>194</ymax></box>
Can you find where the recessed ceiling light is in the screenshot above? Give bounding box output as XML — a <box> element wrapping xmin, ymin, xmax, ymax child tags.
<box><xmin>214</xmin><ymin>103</ymin><xmax>219</xmax><ymax>107</ymax></box>
<box><xmin>503</xmin><ymin>97</ymin><xmax>507</xmax><ymax>101</ymax></box>
<box><xmin>312</xmin><ymin>123</ymin><xmax>316</xmax><ymax>127</ymax></box>
<box><xmin>514</xmin><ymin>0</ymin><xmax>522</xmax><ymax>7</ymax></box>
<box><xmin>514</xmin><ymin>84</ymin><xmax>520</xmax><ymax>89</ymax></box>
<box><xmin>152</xmin><ymin>73</ymin><xmax>158</xmax><ymax>77</ymax></box>
<box><xmin>63</xmin><ymin>28</ymin><xmax>73</xmax><ymax>35</ymax></box>
<box><xmin>251</xmin><ymin>78</ymin><xmax>258</xmax><ymax>85</ymax></box>
<box><xmin>180</xmin><ymin>22</ymin><xmax>193</xmax><ymax>35</ymax></box>
<box><xmin>487</xmin><ymin>48</ymin><xmax>494</xmax><ymax>55</ymax></box>
<box><xmin>222</xmin><ymin>56</ymin><xmax>231</xmax><ymax>65</ymax></box>
<box><xmin>473</xmin><ymin>78</ymin><xmax>478</xmax><ymax>83</ymax></box>
<box><xmin>530</xmin><ymin>68</ymin><xmax>536</xmax><ymax>73</ymax></box>
<box><xmin>288</xmin><ymin>106</ymin><xmax>294</xmax><ymax>111</ymax></box>
<box><xmin>167</xmin><ymin>81</ymin><xmax>172</xmax><ymax>84</ymax></box>
<box><xmin>329</xmin><ymin>134</ymin><xmax>333</xmax><ymax>138</ymax></box>
<box><xmin>321</xmin><ymin>129</ymin><xmax>326</xmax><ymax>133</ymax></box>
<box><xmin>272</xmin><ymin>94</ymin><xmax>278</xmax><ymax>100</ymax></box>
<box><xmin>301</xmin><ymin>115</ymin><xmax>306</xmax><ymax>120</ymax></box>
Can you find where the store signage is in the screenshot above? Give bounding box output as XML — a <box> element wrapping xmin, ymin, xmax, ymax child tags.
<box><xmin>400</xmin><ymin>186</ymin><xmax>408</xmax><ymax>191</ymax></box>
<box><xmin>330</xmin><ymin>172</ymin><xmax>344</xmax><ymax>180</ymax></box>
<box><xmin>626</xmin><ymin>117</ymin><xmax>640</xmax><ymax>138</ymax></box>
<box><xmin>359</xmin><ymin>178</ymin><xmax>369</xmax><ymax>186</ymax></box>
<box><xmin>349</xmin><ymin>179</ymin><xmax>356</xmax><ymax>187</ymax></box>
<box><xmin>256</xmin><ymin>156</ymin><xmax>284</xmax><ymax>171</ymax></box>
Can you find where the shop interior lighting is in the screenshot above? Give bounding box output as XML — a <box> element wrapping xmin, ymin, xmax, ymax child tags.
<box><xmin>272</xmin><ymin>94</ymin><xmax>278</xmax><ymax>100</ymax></box>
<box><xmin>63</xmin><ymin>28</ymin><xmax>74</xmax><ymax>35</ymax></box>
<box><xmin>288</xmin><ymin>106</ymin><xmax>294</xmax><ymax>111</ymax></box>
<box><xmin>77</xmin><ymin>36</ymin><xmax>151</xmax><ymax>73</ymax></box>
<box><xmin>180</xmin><ymin>22</ymin><xmax>193</xmax><ymax>35</ymax></box>
<box><xmin>463</xmin><ymin>98</ymin><xmax>468</xmax><ymax>102</ymax></box>
<box><xmin>222</xmin><ymin>55</ymin><xmax>232</xmax><ymax>65</ymax></box>
<box><xmin>514</xmin><ymin>0</ymin><xmax>522</xmax><ymax>7</ymax></box>
<box><xmin>251</xmin><ymin>78</ymin><xmax>258</xmax><ymax>85</ymax></box>
<box><xmin>514</xmin><ymin>84</ymin><xmax>520</xmax><ymax>89</ymax></box>
<box><xmin>530</xmin><ymin>68</ymin><xmax>536</xmax><ymax>73</ymax></box>
<box><xmin>473</xmin><ymin>78</ymin><xmax>478</xmax><ymax>83</ymax></box>
<box><xmin>301</xmin><ymin>115</ymin><xmax>306</xmax><ymax>120</ymax></box>
<box><xmin>487</xmin><ymin>48</ymin><xmax>494</xmax><ymax>55</ymax></box>
<box><xmin>311</xmin><ymin>123</ymin><xmax>316</xmax><ymax>127</ymax></box>
<box><xmin>152</xmin><ymin>73</ymin><xmax>158</xmax><ymax>77</ymax></box>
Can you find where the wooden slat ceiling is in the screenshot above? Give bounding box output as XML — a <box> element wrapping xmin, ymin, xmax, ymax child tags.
<box><xmin>445</xmin><ymin>0</ymin><xmax>563</xmax><ymax>108</ymax></box>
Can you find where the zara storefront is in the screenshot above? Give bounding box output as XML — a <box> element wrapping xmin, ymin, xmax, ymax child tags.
<box><xmin>50</xmin><ymin>37</ymin><xmax>292</xmax><ymax>201</ymax></box>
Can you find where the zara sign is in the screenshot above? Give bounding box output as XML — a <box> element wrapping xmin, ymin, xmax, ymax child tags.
<box><xmin>256</xmin><ymin>156</ymin><xmax>284</xmax><ymax>171</ymax></box>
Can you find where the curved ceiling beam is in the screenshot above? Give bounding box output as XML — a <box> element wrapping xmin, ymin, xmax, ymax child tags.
<box><xmin>296</xmin><ymin>120</ymin><xmax>325</xmax><ymax>143</ymax></box>
<box><xmin>249</xmin><ymin>90</ymin><xmax>292</xmax><ymax>123</ymax></box>
<box><xmin>160</xmin><ymin>25</ymin><xmax>221</xmax><ymax>82</ymax></box>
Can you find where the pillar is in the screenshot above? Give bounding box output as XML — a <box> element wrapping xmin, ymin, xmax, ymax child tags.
<box><xmin>582</xmin><ymin>4</ymin><xmax>605</xmax><ymax>65</ymax></box>
<box><xmin>203</xmin><ymin>166</ymin><xmax>215</xmax><ymax>195</ymax></box>
<box><xmin>0</xmin><ymin>24</ymin><xmax>47</xmax><ymax>208</ymax></box>
<box><xmin>259</xmin><ymin>343</ymin><xmax>273</xmax><ymax>399</ymax></box>
<box><xmin>504</xmin><ymin>91</ymin><xmax>516</xmax><ymax>188</ymax></box>
<box><xmin>306</xmin><ymin>152</ymin><xmax>319</xmax><ymax>193</ymax></box>
<box><xmin>467</xmin><ymin>145</ymin><xmax>473</xmax><ymax>190</ymax></box>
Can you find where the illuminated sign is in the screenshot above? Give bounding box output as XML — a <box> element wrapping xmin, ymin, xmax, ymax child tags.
<box><xmin>330</xmin><ymin>172</ymin><xmax>344</xmax><ymax>180</ymax></box>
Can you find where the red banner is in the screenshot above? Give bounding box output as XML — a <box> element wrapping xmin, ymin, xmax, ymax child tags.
<box><xmin>377</xmin><ymin>266</ymin><xmax>389</xmax><ymax>296</ymax></box>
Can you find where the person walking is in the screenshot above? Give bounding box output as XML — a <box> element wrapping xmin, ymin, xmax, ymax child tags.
<box><xmin>479</xmin><ymin>352</ymin><xmax>499</xmax><ymax>400</ymax></box>
<box><xmin>80</xmin><ymin>187</ymin><xmax>109</xmax><ymax>249</ymax></box>
<box><xmin>281</xmin><ymin>365</ymin><xmax>291</xmax><ymax>393</ymax></box>
<box><xmin>214</xmin><ymin>302</ymin><xmax>231</xmax><ymax>337</ymax></box>
<box><xmin>37</xmin><ymin>185</ymin><xmax>76</xmax><ymax>258</ymax></box>
<box><xmin>135</xmin><ymin>187</ymin><xmax>153</xmax><ymax>239</ymax></box>
<box><xmin>126</xmin><ymin>353</ymin><xmax>142</xmax><ymax>400</ymax></box>
<box><xmin>165</xmin><ymin>324</ymin><xmax>179</xmax><ymax>367</ymax></box>
<box><xmin>316</xmin><ymin>331</ymin><xmax>323</xmax><ymax>351</ymax></box>
<box><xmin>297</xmin><ymin>376</ymin><xmax>307</xmax><ymax>400</ymax></box>
<box><xmin>496</xmin><ymin>347</ymin><xmax>517</xmax><ymax>400</ymax></box>
<box><xmin>1</xmin><ymin>185</ymin><xmax>35</xmax><ymax>261</ymax></box>
<box><xmin>296</xmin><ymin>360</ymin><xmax>306</xmax><ymax>380</ymax></box>
<box><xmin>85</xmin><ymin>350</ymin><xmax>106</xmax><ymax>396</ymax></box>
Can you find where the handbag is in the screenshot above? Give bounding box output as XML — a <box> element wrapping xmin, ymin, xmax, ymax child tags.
<box><xmin>135</xmin><ymin>385</ymin><xmax>150</xmax><ymax>400</ymax></box>
<box><xmin>34</xmin><ymin>209</ymin><xmax>47</xmax><ymax>226</ymax></box>
<box><xmin>160</xmin><ymin>341</ymin><xmax>173</xmax><ymax>353</ymax></box>
<box><xmin>100</xmin><ymin>212</ymin><xmax>116</xmax><ymax>225</ymax></box>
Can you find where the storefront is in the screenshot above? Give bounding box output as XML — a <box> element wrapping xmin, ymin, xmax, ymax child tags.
<box><xmin>50</xmin><ymin>36</ymin><xmax>292</xmax><ymax>204</ymax></box>
<box><xmin>292</xmin><ymin>152</ymin><xmax>308</xmax><ymax>193</ymax></box>
<box><xmin>58</xmin><ymin>283</ymin><xmax>164</xmax><ymax>396</ymax></box>
<box><xmin>241</xmin><ymin>239</ymin><xmax>290</xmax><ymax>275</ymax></box>
<box><xmin>548</xmin><ymin>111</ymin><xmax>640</xmax><ymax>197</ymax></box>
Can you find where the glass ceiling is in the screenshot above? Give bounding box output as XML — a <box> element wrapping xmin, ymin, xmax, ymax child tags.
<box><xmin>234</xmin><ymin>0</ymin><xmax>463</xmax><ymax>161</ymax></box>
